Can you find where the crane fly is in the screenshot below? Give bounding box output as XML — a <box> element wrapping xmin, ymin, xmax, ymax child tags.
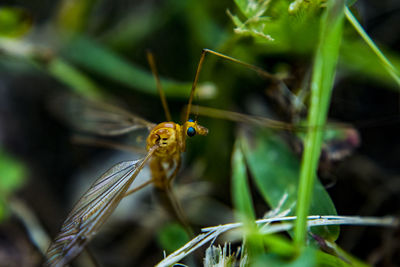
<box><xmin>45</xmin><ymin>54</ymin><xmax>197</xmax><ymax>266</ymax></box>
<box><xmin>45</xmin><ymin>49</ymin><xmax>274</xmax><ymax>267</ymax></box>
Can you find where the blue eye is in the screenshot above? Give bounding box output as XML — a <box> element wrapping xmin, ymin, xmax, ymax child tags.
<box><xmin>188</xmin><ymin>119</ymin><xmax>194</xmax><ymax>122</ymax></box>
<box><xmin>187</xmin><ymin>126</ymin><xmax>196</xmax><ymax>137</ymax></box>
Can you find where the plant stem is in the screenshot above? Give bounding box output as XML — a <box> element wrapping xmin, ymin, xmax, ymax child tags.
<box><xmin>294</xmin><ymin>0</ymin><xmax>345</xmax><ymax>245</ymax></box>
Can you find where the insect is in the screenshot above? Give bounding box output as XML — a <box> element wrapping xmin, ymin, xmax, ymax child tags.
<box><xmin>45</xmin><ymin>53</ymin><xmax>201</xmax><ymax>266</ymax></box>
<box><xmin>45</xmin><ymin>49</ymin><xmax>272</xmax><ymax>267</ymax></box>
<box><xmin>47</xmin><ymin>47</ymin><xmax>357</xmax><ymax>266</ymax></box>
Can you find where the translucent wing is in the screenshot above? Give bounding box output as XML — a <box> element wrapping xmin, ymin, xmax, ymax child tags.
<box><xmin>45</xmin><ymin>147</ymin><xmax>156</xmax><ymax>267</ymax></box>
<box><xmin>50</xmin><ymin>94</ymin><xmax>156</xmax><ymax>136</ymax></box>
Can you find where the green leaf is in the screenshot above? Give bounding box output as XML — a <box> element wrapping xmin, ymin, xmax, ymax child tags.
<box><xmin>233</xmin><ymin>0</ymin><xmax>249</xmax><ymax>17</ymax></box>
<box><xmin>262</xmin><ymin>234</ymin><xmax>297</xmax><ymax>258</ymax></box>
<box><xmin>240</xmin><ymin>129</ymin><xmax>339</xmax><ymax>241</ymax></box>
<box><xmin>230</xmin><ymin>0</ymin><xmax>323</xmax><ymax>50</ymax></box>
<box><xmin>319</xmin><ymin>241</ymin><xmax>369</xmax><ymax>267</ymax></box>
<box><xmin>315</xmin><ymin>251</ymin><xmax>353</xmax><ymax>267</ymax></box>
<box><xmin>231</xmin><ymin>0</ymin><xmax>274</xmax><ymax>42</ymax></box>
<box><xmin>234</xmin><ymin>0</ymin><xmax>269</xmax><ymax>18</ymax></box>
<box><xmin>253</xmin><ymin>246</ymin><xmax>316</xmax><ymax>267</ymax></box>
<box><xmin>254</xmin><ymin>243</ymin><xmax>357</xmax><ymax>267</ymax></box>
<box><xmin>156</xmin><ymin>223</ymin><xmax>190</xmax><ymax>253</ymax></box>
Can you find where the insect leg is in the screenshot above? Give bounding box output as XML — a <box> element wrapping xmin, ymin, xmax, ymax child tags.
<box><xmin>167</xmin><ymin>156</ymin><xmax>182</xmax><ymax>185</ymax></box>
<box><xmin>147</xmin><ymin>50</ymin><xmax>172</xmax><ymax>122</ymax></box>
<box><xmin>150</xmin><ymin>157</ymin><xmax>191</xmax><ymax>236</ymax></box>
<box><xmin>185</xmin><ymin>48</ymin><xmax>279</xmax><ymax>123</ymax></box>
<box><xmin>189</xmin><ymin>105</ymin><xmax>299</xmax><ymax>131</ymax></box>
<box><xmin>164</xmin><ymin>183</ymin><xmax>194</xmax><ymax>237</ymax></box>
<box><xmin>124</xmin><ymin>179</ymin><xmax>154</xmax><ymax>197</ymax></box>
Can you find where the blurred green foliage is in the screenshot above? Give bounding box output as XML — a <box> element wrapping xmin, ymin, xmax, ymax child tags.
<box><xmin>229</xmin><ymin>0</ymin><xmax>400</xmax><ymax>88</ymax></box>
<box><xmin>230</xmin><ymin>0</ymin><xmax>324</xmax><ymax>52</ymax></box>
<box><xmin>0</xmin><ymin>0</ymin><xmax>398</xmax><ymax>265</ymax></box>
<box><xmin>156</xmin><ymin>222</ymin><xmax>190</xmax><ymax>254</ymax></box>
<box><xmin>61</xmin><ymin>36</ymin><xmax>216</xmax><ymax>99</ymax></box>
<box><xmin>0</xmin><ymin>7</ymin><xmax>32</xmax><ymax>38</ymax></box>
<box><xmin>253</xmin><ymin>245</ymin><xmax>316</xmax><ymax>267</ymax></box>
<box><xmin>0</xmin><ymin>149</ymin><xmax>27</xmax><ymax>220</ymax></box>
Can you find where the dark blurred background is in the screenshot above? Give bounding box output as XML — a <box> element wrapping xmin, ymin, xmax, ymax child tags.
<box><xmin>0</xmin><ymin>0</ymin><xmax>399</xmax><ymax>266</ymax></box>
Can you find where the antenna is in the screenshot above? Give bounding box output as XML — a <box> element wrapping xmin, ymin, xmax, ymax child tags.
<box><xmin>146</xmin><ymin>50</ymin><xmax>172</xmax><ymax>122</ymax></box>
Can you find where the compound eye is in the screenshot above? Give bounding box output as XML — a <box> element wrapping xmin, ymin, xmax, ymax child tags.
<box><xmin>187</xmin><ymin>126</ymin><xmax>196</xmax><ymax>137</ymax></box>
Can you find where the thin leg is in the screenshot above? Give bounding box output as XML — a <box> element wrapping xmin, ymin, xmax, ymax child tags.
<box><xmin>146</xmin><ymin>50</ymin><xmax>172</xmax><ymax>122</ymax></box>
<box><xmin>190</xmin><ymin>105</ymin><xmax>299</xmax><ymax>131</ymax></box>
<box><xmin>165</xmin><ymin>158</ymin><xmax>193</xmax><ymax>236</ymax></box>
<box><xmin>165</xmin><ymin>184</ymin><xmax>194</xmax><ymax>237</ymax></box>
<box><xmin>167</xmin><ymin>156</ymin><xmax>182</xmax><ymax>186</ymax></box>
<box><xmin>184</xmin><ymin>48</ymin><xmax>279</xmax><ymax>123</ymax></box>
<box><xmin>124</xmin><ymin>179</ymin><xmax>153</xmax><ymax>197</ymax></box>
<box><xmin>189</xmin><ymin>105</ymin><xmax>348</xmax><ymax>132</ymax></box>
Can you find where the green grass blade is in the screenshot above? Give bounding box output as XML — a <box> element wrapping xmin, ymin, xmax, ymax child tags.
<box><xmin>345</xmin><ymin>7</ymin><xmax>400</xmax><ymax>88</ymax></box>
<box><xmin>232</xmin><ymin>139</ymin><xmax>264</xmax><ymax>256</ymax></box>
<box><xmin>294</xmin><ymin>0</ymin><xmax>345</xmax><ymax>245</ymax></box>
<box><xmin>232</xmin><ymin>139</ymin><xmax>256</xmax><ymax>222</ymax></box>
<box><xmin>340</xmin><ymin>39</ymin><xmax>400</xmax><ymax>88</ymax></box>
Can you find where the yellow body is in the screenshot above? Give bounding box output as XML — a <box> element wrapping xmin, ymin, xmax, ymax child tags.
<box><xmin>146</xmin><ymin>121</ymin><xmax>208</xmax><ymax>188</ymax></box>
